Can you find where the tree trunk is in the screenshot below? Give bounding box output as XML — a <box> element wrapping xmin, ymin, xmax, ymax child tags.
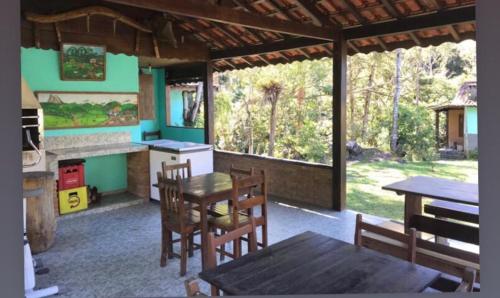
<box><xmin>268</xmin><ymin>102</ymin><xmax>277</xmax><ymax>157</ymax></box>
<box><xmin>348</xmin><ymin>66</ymin><xmax>356</xmax><ymax>138</ymax></box>
<box><xmin>391</xmin><ymin>49</ymin><xmax>403</xmax><ymax>153</ymax></box>
<box><xmin>189</xmin><ymin>82</ymin><xmax>203</xmax><ymax>123</ymax></box>
<box><xmin>361</xmin><ymin>62</ymin><xmax>376</xmax><ymax>141</ymax></box>
<box><xmin>414</xmin><ymin>48</ymin><xmax>422</xmax><ymax>106</ymax></box>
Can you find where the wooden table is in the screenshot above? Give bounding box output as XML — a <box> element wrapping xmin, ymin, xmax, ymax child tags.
<box><xmin>382</xmin><ymin>176</ymin><xmax>479</xmax><ymax>232</ymax></box>
<box><xmin>199</xmin><ymin>231</ymin><xmax>441</xmax><ymax>295</ymax></box>
<box><xmin>180</xmin><ymin>172</ymin><xmax>234</xmax><ymax>269</ymax></box>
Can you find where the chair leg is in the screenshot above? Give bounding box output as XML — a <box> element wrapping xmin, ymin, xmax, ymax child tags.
<box><xmin>167</xmin><ymin>230</ymin><xmax>174</xmax><ymax>259</ymax></box>
<box><xmin>219</xmin><ymin>230</ymin><xmax>226</xmax><ymax>261</ymax></box>
<box><xmin>180</xmin><ymin>233</ymin><xmax>188</xmax><ymax>276</ymax></box>
<box><xmin>262</xmin><ymin>224</ymin><xmax>268</xmax><ymax>247</ymax></box>
<box><xmin>188</xmin><ymin>233</ymin><xmax>194</xmax><ymax>257</ymax></box>
<box><xmin>160</xmin><ymin>227</ymin><xmax>168</xmax><ymax>267</ymax></box>
<box><xmin>211</xmin><ymin>285</ymin><xmax>219</xmax><ymax>296</ymax></box>
<box><xmin>233</xmin><ymin>239</ymin><xmax>240</xmax><ymax>258</ymax></box>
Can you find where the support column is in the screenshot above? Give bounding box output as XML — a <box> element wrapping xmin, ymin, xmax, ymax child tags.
<box><xmin>203</xmin><ymin>62</ymin><xmax>215</xmax><ymax>145</ymax></box>
<box><xmin>435</xmin><ymin>110</ymin><xmax>440</xmax><ymax>149</ymax></box>
<box><xmin>332</xmin><ymin>31</ymin><xmax>347</xmax><ymax>211</ymax></box>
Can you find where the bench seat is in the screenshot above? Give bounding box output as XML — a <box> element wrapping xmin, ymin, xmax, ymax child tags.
<box><xmin>424</xmin><ymin>200</ymin><xmax>479</xmax><ymax>224</ymax></box>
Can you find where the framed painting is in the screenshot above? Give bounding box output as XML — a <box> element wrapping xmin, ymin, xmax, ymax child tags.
<box><xmin>36</xmin><ymin>91</ymin><xmax>139</xmax><ymax>129</ymax></box>
<box><xmin>60</xmin><ymin>43</ymin><xmax>106</xmax><ymax>81</ymax></box>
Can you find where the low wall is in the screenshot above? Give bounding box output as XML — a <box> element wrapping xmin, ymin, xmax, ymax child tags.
<box><xmin>214</xmin><ymin>150</ymin><xmax>333</xmax><ymax>209</ymax></box>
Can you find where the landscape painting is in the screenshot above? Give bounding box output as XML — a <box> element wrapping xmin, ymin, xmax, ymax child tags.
<box><xmin>60</xmin><ymin>43</ymin><xmax>106</xmax><ymax>81</ymax></box>
<box><xmin>36</xmin><ymin>92</ymin><xmax>139</xmax><ymax>129</ymax></box>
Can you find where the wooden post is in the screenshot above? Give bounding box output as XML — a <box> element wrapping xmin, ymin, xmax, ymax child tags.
<box><xmin>332</xmin><ymin>31</ymin><xmax>347</xmax><ymax>211</ymax></box>
<box><xmin>435</xmin><ymin>110</ymin><xmax>440</xmax><ymax>149</ymax></box>
<box><xmin>203</xmin><ymin>62</ymin><xmax>215</xmax><ymax>145</ymax></box>
<box><xmin>445</xmin><ymin>110</ymin><xmax>449</xmax><ymax>147</ymax></box>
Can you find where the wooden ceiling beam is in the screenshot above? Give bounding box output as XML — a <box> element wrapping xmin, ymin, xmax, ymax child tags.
<box><xmin>105</xmin><ymin>0</ymin><xmax>335</xmax><ymax>40</ymax></box>
<box><xmin>347</xmin><ymin>40</ymin><xmax>360</xmax><ymax>53</ymax></box>
<box><xmin>447</xmin><ymin>24</ymin><xmax>460</xmax><ymax>42</ymax></box>
<box><xmin>25</xmin><ymin>5</ymin><xmax>152</xmax><ymax>33</ymax></box>
<box><xmin>210</xmin><ymin>37</ymin><xmax>330</xmax><ymax>60</ymax></box>
<box><xmin>343</xmin><ymin>6</ymin><xmax>475</xmax><ymax>40</ymax></box>
<box><xmin>408</xmin><ymin>32</ymin><xmax>422</xmax><ymax>46</ymax></box>
<box><xmin>379</xmin><ymin>0</ymin><xmax>402</xmax><ymax>19</ymax></box>
<box><xmin>295</xmin><ymin>0</ymin><xmax>338</xmax><ymax>28</ymax></box>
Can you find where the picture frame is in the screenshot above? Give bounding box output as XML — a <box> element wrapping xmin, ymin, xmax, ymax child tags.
<box><xmin>36</xmin><ymin>91</ymin><xmax>139</xmax><ymax>129</ymax></box>
<box><xmin>60</xmin><ymin>43</ymin><xmax>106</xmax><ymax>81</ymax></box>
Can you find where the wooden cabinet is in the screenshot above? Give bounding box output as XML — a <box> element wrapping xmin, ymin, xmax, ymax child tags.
<box><xmin>139</xmin><ymin>73</ymin><xmax>155</xmax><ymax>120</ymax></box>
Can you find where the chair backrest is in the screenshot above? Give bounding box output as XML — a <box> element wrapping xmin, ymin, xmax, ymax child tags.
<box><xmin>230</xmin><ymin>170</ymin><xmax>267</xmax><ymax>225</ymax></box>
<box><xmin>162</xmin><ymin>159</ymin><xmax>192</xmax><ymax>180</ymax></box>
<box><xmin>230</xmin><ymin>164</ymin><xmax>255</xmax><ymax>198</ymax></box>
<box><xmin>456</xmin><ymin>268</ymin><xmax>476</xmax><ymax>292</ymax></box>
<box><xmin>355</xmin><ymin>214</ymin><xmax>417</xmax><ymax>263</ymax></box>
<box><xmin>142</xmin><ymin>130</ymin><xmax>161</xmax><ymax>141</ymax></box>
<box><xmin>157</xmin><ymin>171</ymin><xmax>186</xmax><ymax>228</ymax></box>
<box><xmin>229</xmin><ymin>164</ymin><xmax>255</xmax><ymax>177</ymax></box>
<box><xmin>207</xmin><ymin>217</ymin><xmax>257</xmax><ymax>269</ymax></box>
<box><xmin>408</xmin><ymin>215</ymin><xmax>479</xmax><ymax>245</ymax></box>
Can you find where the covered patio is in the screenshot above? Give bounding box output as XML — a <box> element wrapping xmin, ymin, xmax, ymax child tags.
<box><xmin>20</xmin><ymin>0</ymin><xmax>478</xmax><ymax>296</ymax></box>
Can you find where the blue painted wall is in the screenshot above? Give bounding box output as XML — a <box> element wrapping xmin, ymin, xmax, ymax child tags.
<box><xmin>21</xmin><ymin>47</ymin><xmax>205</xmax><ymax>191</ymax></box>
<box><xmin>21</xmin><ymin>47</ymin><xmax>155</xmax><ymax>192</ymax></box>
<box><xmin>465</xmin><ymin>107</ymin><xmax>478</xmax><ymax>134</ymax></box>
<box><xmin>157</xmin><ymin>69</ymin><xmax>205</xmax><ymax>143</ymax></box>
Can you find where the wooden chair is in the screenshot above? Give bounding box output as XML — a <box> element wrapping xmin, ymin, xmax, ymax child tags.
<box><xmin>184</xmin><ymin>217</ymin><xmax>257</xmax><ymax>297</ymax></box>
<box><xmin>142</xmin><ymin>130</ymin><xmax>161</xmax><ymax>141</ymax></box>
<box><xmin>208</xmin><ymin>164</ymin><xmax>255</xmax><ymax>218</ymax></box>
<box><xmin>455</xmin><ymin>267</ymin><xmax>477</xmax><ymax>292</ymax></box>
<box><xmin>162</xmin><ymin>159</ymin><xmax>192</xmax><ymax>180</ymax></box>
<box><xmin>184</xmin><ymin>277</ymin><xmax>206</xmax><ymax>296</ymax></box>
<box><xmin>355</xmin><ymin>214</ymin><xmax>417</xmax><ymax>263</ymax></box>
<box><xmin>208</xmin><ymin>171</ymin><xmax>268</xmax><ymax>260</ymax></box>
<box><xmin>157</xmin><ymin>171</ymin><xmax>200</xmax><ymax>276</ymax></box>
<box><xmin>408</xmin><ymin>214</ymin><xmax>480</xmax><ymax>283</ymax></box>
<box><xmin>162</xmin><ymin>159</ymin><xmax>199</xmax><ymax>214</ymax></box>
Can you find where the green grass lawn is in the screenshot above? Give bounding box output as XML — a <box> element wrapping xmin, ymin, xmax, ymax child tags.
<box><xmin>347</xmin><ymin>160</ymin><xmax>478</xmax><ymax>221</ymax></box>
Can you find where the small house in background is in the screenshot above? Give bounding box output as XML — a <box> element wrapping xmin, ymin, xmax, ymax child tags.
<box><xmin>432</xmin><ymin>82</ymin><xmax>478</xmax><ymax>159</ymax></box>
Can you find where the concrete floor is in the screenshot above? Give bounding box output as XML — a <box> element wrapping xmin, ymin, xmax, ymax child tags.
<box><xmin>35</xmin><ymin>196</ymin><xmax>385</xmax><ymax>297</ymax></box>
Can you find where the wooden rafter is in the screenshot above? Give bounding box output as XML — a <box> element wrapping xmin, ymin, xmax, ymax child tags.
<box><xmin>210</xmin><ymin>37</ymin><xmax>330</xmax><ymax>60</ymax></box>
<box><xmin>347</xmin><ymin>40</ymin><xmax>360</xmax><ymax>53</ymax></box>
<box><xmin>104</xmin><ymin>0</ymin><xmax>335</xmax><ymax>40</ymax></box>
<box><xmin>447</xmin><ymin>24</ymin><xmax>460</xmax><ymax>41</ymax></box>
<box><xmin>25</xmin><ymin>5</ymin><xmax>152</xmax><ymax>33</ymax></box>
<box><xmin>295</xmin><ymin>0</ymin><xmax>337</xmax><ymax>28</ymax></box>
<box><xmin>408</xmin><ymin>32</ymin><xmax>422</xmax><ymax>46</ymax></box>
<box><xmin>344</xmin><ymin>6</ymin><xmax>475</xmax><ymax>40</ymax></box>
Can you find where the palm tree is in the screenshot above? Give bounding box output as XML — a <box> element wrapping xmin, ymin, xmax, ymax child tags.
<box><xmin>261</xmin><ymin>81</ymin><xmax>283</xmax><ymax>157</ymax></box>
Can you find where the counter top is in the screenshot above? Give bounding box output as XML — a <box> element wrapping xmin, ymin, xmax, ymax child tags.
<box><xmin>139</xmin><ymin>139</ymin><xmax>212</xmax><ymax>153</ymax></box>
<box><xmin>48</xmin><ymin>142</ymin><xmax>148</xmax><ymax>160</ymax></box>
<box><xmin>47</xmin><ymin>142</ymin><xmax>149</xmax><ymax>179</ymax></box>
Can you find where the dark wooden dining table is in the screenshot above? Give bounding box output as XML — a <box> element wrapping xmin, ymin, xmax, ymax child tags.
<box><xmin>179</xmin><ymin>172</ymin><xmax>234</xmax><ymax>269</ymax></box>
<box><xmin>199</xmin><ymin>231</ymin><xmax>441</xmax><ymax>295</ymax></box>
<box><xmin>382</xmin><ymin>176</ymin><xmax>479</xmax><ymax>232</ymax></box>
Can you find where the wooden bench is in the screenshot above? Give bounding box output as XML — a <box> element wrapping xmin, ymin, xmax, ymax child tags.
<box><xmin>424</xmin><ymin>200</ymin><xmax>479</xmax><ymax>224</ymax></box>
<box><xmin>360</xmin><ymin>216</ymin><xmax>480</xmax><ymax>284</ymax></box>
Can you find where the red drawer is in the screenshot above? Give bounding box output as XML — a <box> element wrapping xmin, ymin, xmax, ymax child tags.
<box><xmin>58</xmin><ymin>164</ymin><xmax>85</xmax><ymax>190</ymax></box>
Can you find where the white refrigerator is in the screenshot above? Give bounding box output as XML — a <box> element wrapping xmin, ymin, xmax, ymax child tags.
<box><xmin>147</xmin><ymin>140</ymin><xmax>213</xmax><ymax>201</ymax></box>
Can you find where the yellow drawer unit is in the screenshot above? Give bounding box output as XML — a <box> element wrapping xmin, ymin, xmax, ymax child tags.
<box><xmin>59</xmin><ymin>186</ymin><xmax>88</xmax><ymax>214</ymax></box>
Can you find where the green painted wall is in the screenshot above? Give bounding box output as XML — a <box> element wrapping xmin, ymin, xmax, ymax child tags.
<box><xmin>156</xmin><ymin>69</ymin><xmax>205</xmax><ymax>143</ymax></box>
<box><xmin>169</xmin><ymin>89</ymin><xmax>186</xmax><ymax>127</ymax></box>
<box><xmin>21</xmin><ymin>47</ymin><xmax>151</xmax><ymax>192</ymax></box>
<box><xmin>465</xmin><ymin>107</ymin><xmax>478</xmax><ymax>134</ymax></box>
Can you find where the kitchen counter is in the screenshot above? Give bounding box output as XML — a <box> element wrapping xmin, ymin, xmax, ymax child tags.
<box><xmin>47</xmin><ymin>142</ymin><xmax>149</xmax><ymax>179</ymax></box>
<box><xmin>140</xmin><ymin>139</ymin><xmax>212</xmax><ymax>153</ymax></box>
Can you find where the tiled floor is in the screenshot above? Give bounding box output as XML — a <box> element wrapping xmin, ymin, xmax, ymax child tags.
<box><xmin>35</xmin><ymin>196</ymin><xmax>385</xmax><ymax>297</ymax></box>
